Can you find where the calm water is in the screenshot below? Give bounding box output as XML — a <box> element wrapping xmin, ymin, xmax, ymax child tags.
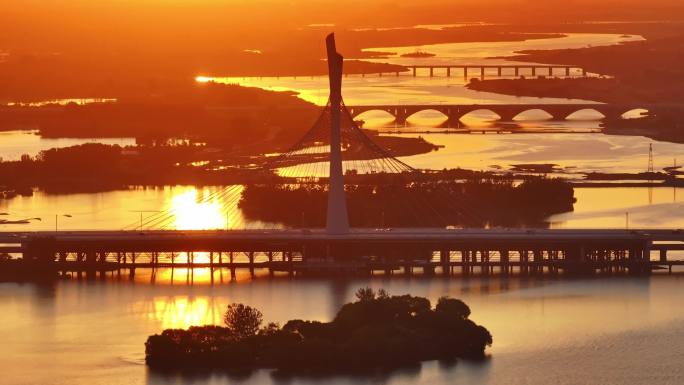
<box><xmin>1</xmin><ymin>276</ymin><xmax>683</xmax><ymax>385</ymax></box>
<box><xmin>0</xmin><ymin>130</ymin><xmax>135</xmax><ymax>160</ymax></box>
<box><xmin>205</xmin><ymin>33</ymin><xmax>642</xmax><ymax>107</ymax></box>
<box><xmin>1</xmin><ymin>185</ymin><xmax>684</xmax><ymax>231</ymax></box>
<box><xmin>363</xmin><ymin>33</ymin><xmax>644</xmax><ymax>66</ymax></box>
<box><xmin>395</xmin><ymin>132</ymin><xmax>684</xmax><ymax>175</ymax></box>
<box><xmin>2</xmin><ymin>31</ymin><xmax>682</xmax><ymax>385</ymax></box>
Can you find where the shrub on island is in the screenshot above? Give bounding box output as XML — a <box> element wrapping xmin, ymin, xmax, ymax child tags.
<box><xmin>145</xmin><ymin>288</ymin><xmax>493</xmax><ymax>374</ymax></box>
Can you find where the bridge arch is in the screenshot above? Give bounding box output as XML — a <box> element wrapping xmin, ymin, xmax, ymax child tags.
<box><xmin>404</xmin><ymin>108</ymin><xmax>450</xmax><ymax>126</ymax></box>
<box><xmin>353</xmin><ymin>109</ymin><xmax>399</xmax><ymax>127</ymax></box>
<box><xmin>512</xmin><ymin>109</ymin><xmax>554</xmax><ymax>121</ymax></box>
<box><xmin>564</xmin><ymin>108</ymin><xmax>607</xmax><ymax>120</ymax></box>
<box><xmin>349</xmin><ymin>107</ymin><xmax>397</xmax><ymax>119</ymax></box>
<box><xmin>458</xmin><ymin>109</ymin><xmax>503</xmax><ymax>124</ymax></box>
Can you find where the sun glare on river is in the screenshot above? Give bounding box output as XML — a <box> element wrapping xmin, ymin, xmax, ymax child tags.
<box><xmin>144</xmin><ymin>295</ymin><xmax>222</xmax><ymax>329</ymax></box>
<box><xmin>171</xmin><ymin>189</ymin><xmax>228</xmax><ymax>230</ymax></box>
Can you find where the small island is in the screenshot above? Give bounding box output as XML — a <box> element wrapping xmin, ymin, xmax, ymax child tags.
<box><xmin>400</xmin><ymin>50</ymin><xmax>436</xmax><ymax>58</ymax></box>
<box><xmin>145</xmin><ymin>288</ymin><xmax>492</xmax><ymax>374</ymax></box>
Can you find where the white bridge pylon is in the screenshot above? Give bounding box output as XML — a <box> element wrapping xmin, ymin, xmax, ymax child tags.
<box><xmin>325</xmin><ymin>33</ymin><xmax>350</xmax><ymax>235</ymax></box>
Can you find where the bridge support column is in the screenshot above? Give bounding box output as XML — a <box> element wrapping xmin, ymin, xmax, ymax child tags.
<box><xmin>412</xmin><ymin>67</ymin><xmax>416</xmax><ymax>77</ymax></box>
<box><xmin>548</xmin><ymin>67</ymin><xmax>553</xmax><ymax>76</ymax></box>
<box><xmin>515</xmin><ymin>67</ymin><xmax>519</xmax><ymax>77</ymax></box>
<box><xmin>497</xmin><ymin>67</ymin><xmax>502</xmax><ymax>76</ymax></box>
<box><xmin>501</xmin><ymin>250</ymin><xmax>509</xmax><ymax>275</ymax></box>
<box><xmin>532</xmin><ymin>67</ymin><xmax>536</xmax><ymax>76</ymax></box>
<box><xmin>249</xmin><ymin>252</ymin><xmax>255</xmax><ymax>278</ymax></box>
<box><xmin>394</xmin><ymin>110</ymin><xmax>408</xmax><ymax>126</ymax></box>
<box><xmin>430</xmin><ymin>67</ymin><xmax>434</xmax><ymax>77</ymax></box>
<box><xmin>440</xmin><ymin>250</ymin><xmax>450</xmax><ymax>276</ymax></box>
<box><xmin>461</xmin><ymin>250</ymin><xmax>470</xmax><ymax>275</ymax></box>
<box><xmin>480</xmin><ymin>66</ymin><xmax>485</xmax><ymax>79</ymax></box>
<box><xmin>565</xmin><ymin>67</ymin><xmax>571</xmax><ymax>76</ymax></box>
<box><xmin>447</xmin><ymin>67</ymin><xmax>451</xmax><ymax>77</ymax></box>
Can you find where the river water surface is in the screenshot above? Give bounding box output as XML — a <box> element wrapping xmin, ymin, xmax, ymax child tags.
<box><xmin>2</xmin><ymin>31</ymin><xmax>684</xmax><ymax>385</ymax></box>
<box><xmin>2</xmin><ymin>275</ymin><xmax>683</xmax><ymax>385</ymax></box>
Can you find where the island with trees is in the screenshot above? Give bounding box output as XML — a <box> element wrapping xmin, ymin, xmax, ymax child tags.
<box><xmin>239</xmin><ymin>177</ymin><xmax>576</xmax><ymax>228</ymax></box>
<box><xmin>145</xmin><ymin>288</ymin><xmax>492</xmax><ymax>374</ymax></box>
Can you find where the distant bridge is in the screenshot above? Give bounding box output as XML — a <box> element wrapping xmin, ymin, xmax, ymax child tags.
<box><xmin>348</xmin><ymin>103</ymin><xmax>658</xmax><ymax>124</ymax></box>
<box><xmin>406</xmin><ymin>64</ymin><xmax>587</xmax><ymax>78</ymax></box>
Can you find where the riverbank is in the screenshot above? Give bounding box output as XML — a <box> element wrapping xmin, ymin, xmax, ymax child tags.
<box><xmin>465</xmin><ymin>24</ymin><xmax>684</xmax><ymax>142</ymax></box>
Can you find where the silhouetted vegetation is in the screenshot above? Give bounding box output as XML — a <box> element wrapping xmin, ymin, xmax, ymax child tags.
<box><xmin>0</xmin><ymin>137</ymin><xmax>435</xmax><ymax>194</ymax></box>
<box><xmin>145</xmin><ymin>288</ymin><xmax>492</xmax><ymax>374</ymax></box>
<box><xmin>239</xmin><ymin>177</ymin><xmax>575</xmax><ymax>227</ymax></box>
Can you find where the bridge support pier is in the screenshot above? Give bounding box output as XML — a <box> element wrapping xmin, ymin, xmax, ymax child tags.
<box><xmin>440</xmin><ymin>250</ymin><xmax>450</xmax><ymax>276</ymax></box>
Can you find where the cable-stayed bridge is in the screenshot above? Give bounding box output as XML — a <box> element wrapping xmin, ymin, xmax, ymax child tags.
<box><xmin>2</xmin><ymin>34</ymin><xmax>683</xmax><ymax>279</ymax></box>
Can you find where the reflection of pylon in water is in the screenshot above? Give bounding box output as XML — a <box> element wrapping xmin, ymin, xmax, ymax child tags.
<box><xmin>648</xmin><ymin>143</ymin><xmax>654</xmax><ymax>205</ymax></box>
<box><xmin>648</xmin><ymin>143</ymin><xmax>654</xmax><ymax>173</ymax></box>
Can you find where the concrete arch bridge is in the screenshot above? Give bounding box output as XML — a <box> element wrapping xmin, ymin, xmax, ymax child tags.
<box><xmin>348</xmin><ymin>104</ymin><xmax>658</xmax><ymax>125</ymax></box>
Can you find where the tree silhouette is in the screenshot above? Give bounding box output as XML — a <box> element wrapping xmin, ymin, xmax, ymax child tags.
<box><xmin>223</xmin><ymin>303</ymin><xmax>263</xmax><ymax>340</ymax></box>
<box><xmin>355</xmin><ymin>287</ymin><xmax>376</xmax><ymax>302</ymax></box>
<box><xmin>436</xmin><ymin>297</ymin><xmax>471</xmax><ymax>320</ymax></box>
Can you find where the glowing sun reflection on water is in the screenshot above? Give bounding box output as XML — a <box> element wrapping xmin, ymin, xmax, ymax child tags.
<box><xmin>171</xmin><ymin>188</ymin><xmax>230</xmax><ymax>230</ymax></box>
<box><xmin>146</xmin><ymin>295</ymin><xmax>223</xmax><ymax>329</ymax></box>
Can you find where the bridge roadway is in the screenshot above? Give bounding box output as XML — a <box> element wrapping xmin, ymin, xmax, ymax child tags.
<box><xmin>405</xmin><ymin>64</ymin><xmax>586</xmax><ymax>78</ymax></box>
<box><xmin>3</xmin><ymin>228</ymin><xmax>684</xmax><ymax>277</ymax></box>
<box><xmin>347</xmin><ymin>103</ymin><xmax>663</xmax><ymax>124</ymax></box>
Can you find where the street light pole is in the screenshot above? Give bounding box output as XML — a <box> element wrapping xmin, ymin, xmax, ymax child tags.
<box><xmin>55</xmin><ymin>214</ymin><xmax>72</xmax><ymax>232</ymax></box>
<box><xmin>130</xmin><ymin>210</ymin><xmax>162</xmax><ymax>231</ymax></box>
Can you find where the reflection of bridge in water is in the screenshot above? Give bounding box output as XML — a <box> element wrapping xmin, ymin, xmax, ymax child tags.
<box><xmin>348</xmin><ymin>104</ymin><xmax>656</xmax><ymax>124</ymax></box>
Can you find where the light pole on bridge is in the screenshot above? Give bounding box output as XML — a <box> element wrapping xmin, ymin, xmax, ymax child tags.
<box><xmin>55</xmin><ymin>214</ymin><xmax>72</xmax><ymax>232</ymax></box>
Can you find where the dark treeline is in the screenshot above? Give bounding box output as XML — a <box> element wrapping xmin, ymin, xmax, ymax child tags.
<box><xmin>0</xmin><ymin>139</ymin><xmax>440</xmax><ymax>194</ymax></box>
<box><xmin>0</xmin><ymin>82</ymin><xmax>320</xmax><ymax>153</ymax></box>
<box><xmin>0</xmin><ymin>143</ymin><xmax>263</xmax><ymax>193</ymax></box>
<box><xmin>145</xmin><ymin>288</ymin><xmax>492</xmax><ymax>374</ymax></box>
<box><xmin>239</xmin><ymin>177</ymin><xmax>575</xmax><ymax>228</ymax></box>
